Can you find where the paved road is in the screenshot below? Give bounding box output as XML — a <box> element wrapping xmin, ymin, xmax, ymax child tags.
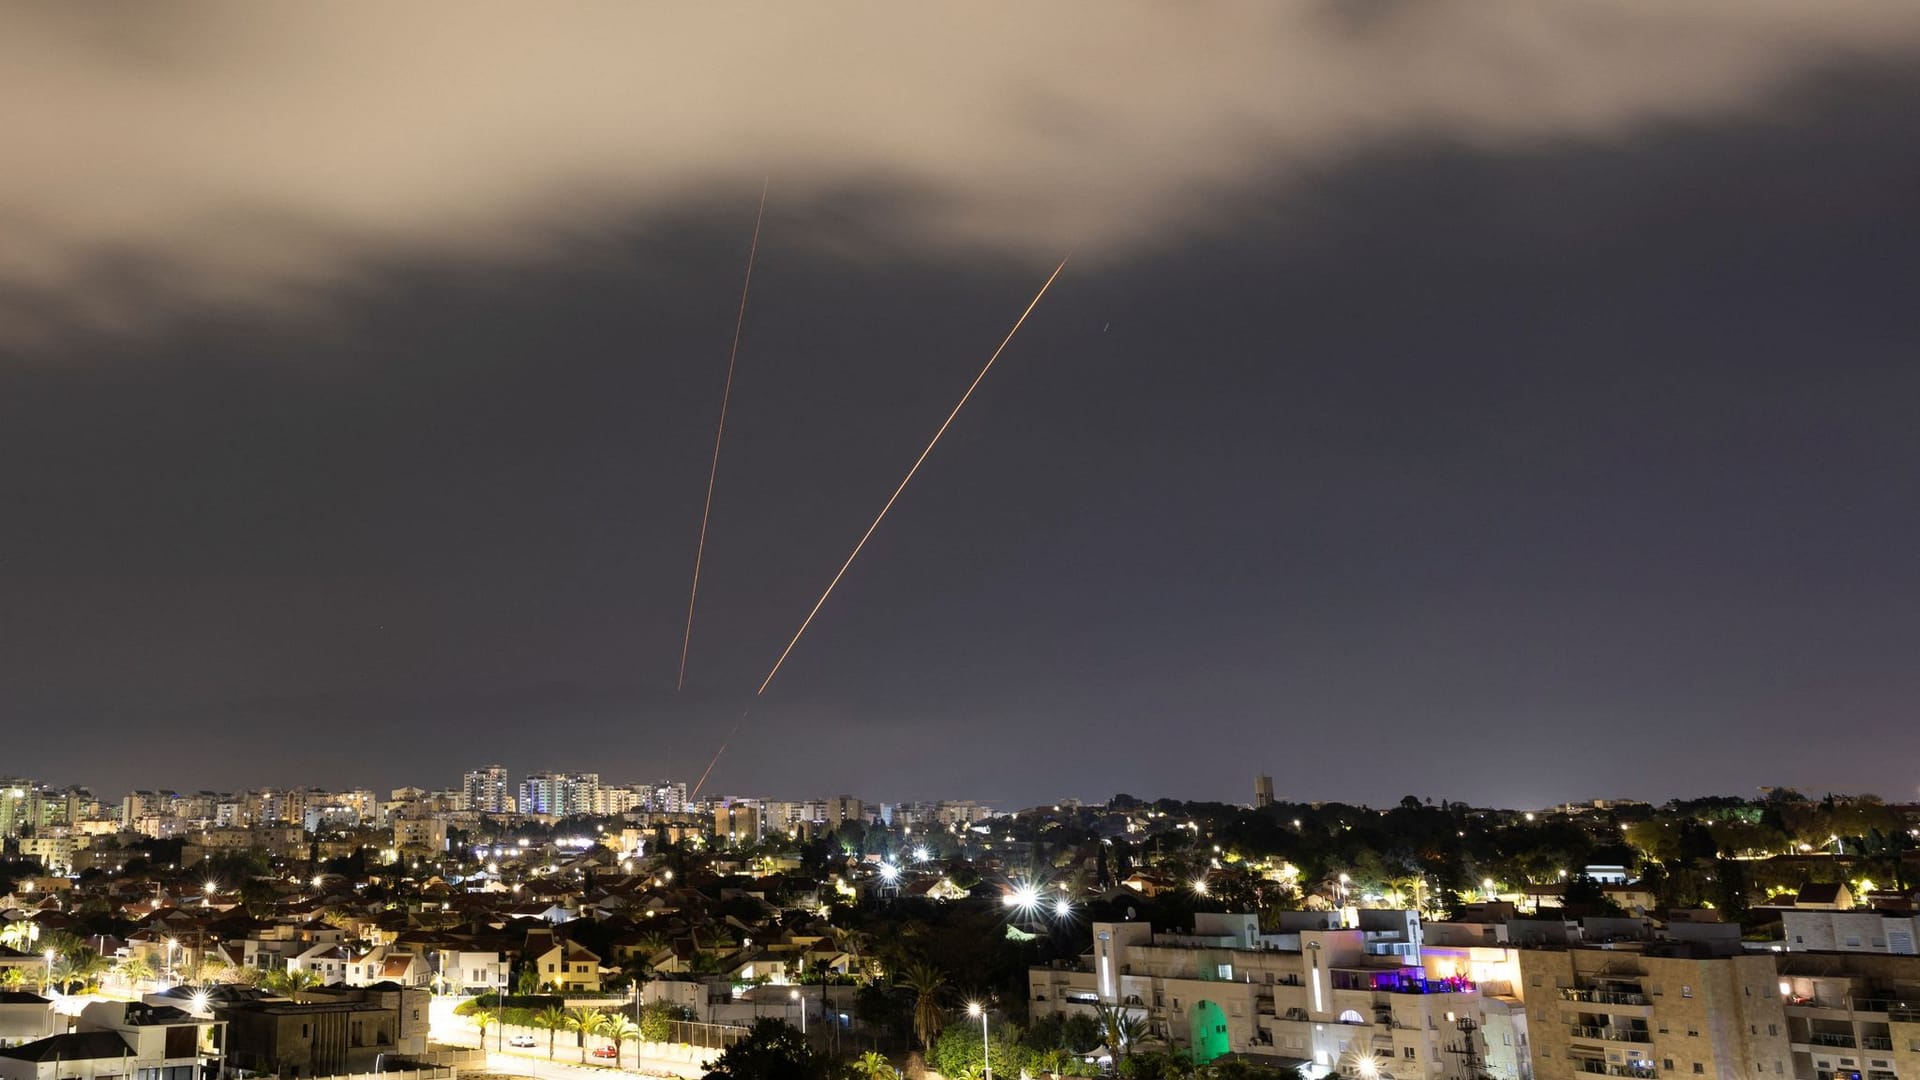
<box><xmin>434</xmin><ymin>1015</ymin><xmax>715</xmax><ymax>1079</ymax></box>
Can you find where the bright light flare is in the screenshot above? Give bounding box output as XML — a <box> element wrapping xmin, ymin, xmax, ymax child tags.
<box><xmin>967</xmin><ymin>1001</ymin><xmax>983</xmax><ymax>1018</ymax></box>
<box><xmin>1053</xmin><ymin>898</ymin><xmax>1072</xmax><ymax>918</ymax></box>
<box><xmin>913</xmin><ymin>846</ymin><xmax>930</xmax><ymax>862</ymax></box>
<box><xmin>1190</xmin><ymin>877</ymin><xmax>1210</xmax><ymax>896</ymax></box>
<box><xmin>1004</xmin><ymin>883</ymin><xmax>1042</xmax><ymax>911</ymax></box>
<box><xmin>879</xmin><ymin>863</ymin><xmax>900</xmax><ymax>882</ymax></box>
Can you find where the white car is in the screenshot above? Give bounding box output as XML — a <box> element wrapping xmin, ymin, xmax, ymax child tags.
<box><xmin>508</xmin><ymin>1035</ymin><xmax>537</xmax><ymax>1048</ymax></box>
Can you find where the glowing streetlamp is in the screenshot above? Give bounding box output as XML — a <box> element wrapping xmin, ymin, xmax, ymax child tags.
<box><xmin>43</xmin><ymin>949</ymin><xmax>55</xmax><ymax>995</ymax></box>
<box><xmin>1053</xmin><ymin>898</ymin><xmax>1072</xmax><ymax>919</ymax></box>
<box><xmin>790</xmin><ymin>987</ymin><xmax>806</xmax><ymax>1034</ymax></box>
<box><xmin>967</xmin><ymin>1002</ymin><xmax>991</xmax><ymax>1080</ymax></box>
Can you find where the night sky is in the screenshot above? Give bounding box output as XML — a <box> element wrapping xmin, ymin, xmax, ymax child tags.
<box><xmin>5</xmin><ymin>5</ymin><xmax>1920</xmax><ymax>807</ymax></box>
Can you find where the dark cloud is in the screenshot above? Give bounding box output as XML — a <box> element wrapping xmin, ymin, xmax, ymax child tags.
<box><xmin>5</xmin><ymin>2</ymin><xmax>1920</xmax><ymax>342</ymax></box>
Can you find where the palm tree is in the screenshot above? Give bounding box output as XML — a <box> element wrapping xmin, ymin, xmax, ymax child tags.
<box><xmin>856</xmin><ymin>1050</ymin><xmax>895</xmax><ymax>1080</ymax></box>
<box><xmin>474</xmin><ymin>1009</ymin><xmax>498</xmax><ymax>1045</ymax></box>
<box><xmin>54</xmin><ymin>947</ymin><xmax>109</xmax><ymax>994</ymax></box>
<box><xmin>898</xmin><ymin>961</ymin><xmax>948</xmax><ymax>1051</ymax></box>
<box><xmin>534</xmin><ymin>1004</ymin><xmax>570</xmax><ymax>1058</ymax></box>
<box><xmin>566</xmin><ymin>1007</ymin><xmax>607</xmax><ymax>1063</ymax></box>
<box><xmin>0</xmin><ymin>968</ymin><xmax>24</xmax><ymax>990</ymax></box>
<box><xmin>601</xmin><ymin>1016</ymin><xmax>641</xmax><ymax>1065</ymax></box>
<box><xmin>0</xmin><ymin>920</ymin><xmax>39</xmax><ymax>951</ymax></box>
<box><xmin>1094</xmin><ymin>1003</ymin><xmax>1146</xmax><ymax>1061</ymax></box>
<box><xmin>263</xmin><ymin>968</ymin><xmax>322</xmax><ymax>998</ymax></box>
<box><xmin>1040</xmin><ymin>1047</ymin><xmax>1072</xmax><ymax>1078</ymax></box>
<box><xmin>116</xmin><ymin>958</ymin><xmax>155</xmax><ymax>987</ymax></box>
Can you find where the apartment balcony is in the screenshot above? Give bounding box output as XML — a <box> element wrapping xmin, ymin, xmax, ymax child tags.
<box><xmin>1570</xmin><ymin>1026</ymin><xmax>1652</xmax><ymax>1044</ymax></box>
<box><xmin>1560</xmin><ymin>989</ymin><xmax>1653</xmax><ymax>1008</ymax></box>
<box><xmin>1575</xmin><ymin>1060</ymin><xmax>1658</xmax><ymax>1079</ymax></box>
<box><xmin>1861</xmin><ymin>1036</ymin><xmax>1893</xmax><ymax>1051</ymax></box>
<box><xmin>1807</xmin><ymin>1033</ymin><xmax>1857</xmax><ymax>1049</ymax></box>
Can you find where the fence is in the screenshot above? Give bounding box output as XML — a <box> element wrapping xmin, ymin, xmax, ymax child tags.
<box><xmin>662</xmin><ymin>1020</ymin><xmax>751</xmax><ymax>1052</ymax></box>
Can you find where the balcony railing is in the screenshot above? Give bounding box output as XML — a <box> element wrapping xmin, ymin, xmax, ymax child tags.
<box><xmin>1861</xmin><ymin>1036</ymin><xmax>1893</xmax><ymax>1051</ymax></box>
<box><xmin>1807</xmin><ymin>1033</ymin><xmax>1857</xmax><ymax>1048</ymax></box>
<box><xmin>1850</xmin><ymin>999</ymin><xmax>1908</xmax><ymax>1014</ymax></box>
<box><xmin>1561</xmin><ymin>989</ymin><xmax>1653</xmax><ymax>1007</ymax></box>
<box><xmin>1571</xmin><ymin>1027</ymin><xmax>1652</xmax><ymax>1044</ymax></box>
<box><xmin>1576</xmin><ymin>1060</ymin><xmax>1658</xmax><ymax>1078</ymax></box>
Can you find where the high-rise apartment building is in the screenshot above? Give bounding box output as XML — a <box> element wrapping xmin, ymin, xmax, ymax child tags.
<box><xmin>1255</xmin><ymin>774</ymin><xmax>1274</xmax><ymax>808</ymax></box>
<box><xmin>825</xmin><ymin>795</ymin><xmax>864</xmax><ymax>830</ymax></box>
<box><xmin>463</xmin><ymin>766</ymin><xmax>510</xmax><ymax>814</ymax></box>
<box><xmin>518</xmin><ymin>772</ymin><xmax>600</xmax><ymax>817</ymax></box>
<box><xmin>649</xmin><ymin>781</ymin><xmax>688</xmax><ymax>814</ymax></box>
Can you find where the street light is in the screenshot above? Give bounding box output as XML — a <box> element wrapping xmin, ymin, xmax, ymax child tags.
<box><xmin>43</xmin><ymin>949</ymin><xmax>55</xmax><ymax>995</ymax></box>
<box><xmin>791</xmin><ymin>987</ymin><xmax>806</xmax><ymax>1035</ymax></box>
<box><xmin>967</xmin><ymin>1002</ymin><xmax>990</xmax><ymax>1080</ymax></box>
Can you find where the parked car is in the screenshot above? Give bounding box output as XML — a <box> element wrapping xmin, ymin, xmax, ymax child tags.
<box><xmin>592</xmin><ymin>1046</ymin><xmax>619</xmax><ymax>1059</ymax></box>
<box><xmin>508</xmin><ymin>1035</ymin><xmax>537</xmax><ymax>1048</ymax></box>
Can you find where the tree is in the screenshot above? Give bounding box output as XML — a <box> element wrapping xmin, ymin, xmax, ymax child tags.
<box><xmin>535</xmin><ymin>1004</ymin><xmax>570</xmax><ymax>1058</ymax></box>
<box><xmin>703</xmin><ymin>1018</ymin><xmax>834</xmax><ymax>1080</ymax></box>
<box><xmin>53</xmin><ymin>947</ymin><xmax>108</xmax><ymax>994</ymax></box>
<box><xmin>1094</xmin><ymin>1004</ymin><xmax>1146</xmax><ymax>1060</ymax></box>
<box><xmin>264</xmin><ymin>968</ymin><xmax>323</xmax><ymax>997</ymax></box>
<box><xmin>856</xmin><ymin>1051</ymin><xmax>895</xmax><ymax>1080</ymax></box>
<box><xmin>566</xmin><ymin>1007</ymin><xmax>608</xmax><ymax>1063</ymax></box>
<box><xmin>602</xmin><ymin>1016</ymin><xmax>642</xmax><ymax>1065</ymax></box>
<box><xmin>0</xmin><ymin>967</ymin><xmax>25</xmax><ymax>990</ymax></box>
<box><xmin>116</xmin><ymin>957</ymin><xmax>155</xmax><ymax>986</ymax></box>
<box><xmin>899</xmin><ymin>962</ymin><xmax>948</xmax><ymax>1051</ymax></box>
<box><xmin>0</xmin><ymin>920</ymin><xmax>39</xmax><ymax>951</ymax></box>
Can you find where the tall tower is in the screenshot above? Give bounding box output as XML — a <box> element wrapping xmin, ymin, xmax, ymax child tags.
<box><xmin>1254</xmin><ymin>775</ymin><xmax>1274</xmax><ymax>809</ymax></box>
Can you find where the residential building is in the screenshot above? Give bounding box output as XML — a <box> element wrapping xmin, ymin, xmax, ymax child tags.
<box><xmin>215</xmin><ymin>984</ymin><xmax>427</xmax><ymax>1076</ymax></box>
<box><xmin>0</xmin><ymin>1001</ymin><xmax>212</xmax><ymax>1080</ymax></box>
<box><xmin>715</xmin><ymin>801</ymin><xmax>764</xmax><ymax>847</ymax></box>
<box><xmin>1774</xmin><ymin>951</ymin><xmax>1920</xmax><ymax>1080</ymax></box>
<box><xmin>519</xmin><ymin>772</ymin><xmax>600</xmax><ymax>818</ymax></box>
<box><xmin>531</xmin><ymin>940</ymin><xmax>602</xmax><ymax>992</ymax></box>
<box><xmin>1031</xmin><ymin>911</ymin><xmax>1530</xmax><ymax>1078</ymax></box>
<box><xmin>462</xmin><ymin>766</ymin><xmax>510</xmax><ymax>815</ymax></box>
<box><xmin>1520</xmin><ymin>941</ymin><xmax>1788</xmax><ymax>1080</ymax></box>
<box><xmin>0</xmin><ymin>994</ymin><xmax>55</xmax><ymax>1050</ymax></box>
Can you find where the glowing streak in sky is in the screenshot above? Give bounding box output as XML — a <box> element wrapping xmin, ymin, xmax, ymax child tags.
<box><xmin>678</xmin><ymin>177</ymin><xmax>769</xmax><ymax>691</ymax></box>
<box><xmin>754</xmin><ymin>252</ymin><xmax>1072</xmax><ymax>697</ymax></box>
<box><xmin>691</xmin><ymin>709</ymin><xmax>746</xmax><ymax>799</ymax></box>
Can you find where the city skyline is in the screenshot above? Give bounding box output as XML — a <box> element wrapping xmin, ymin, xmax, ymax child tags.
<box><xmin>7</xmin><ymin>6</ymin><xmax>1920</xmax><ymax>806</ymax></box>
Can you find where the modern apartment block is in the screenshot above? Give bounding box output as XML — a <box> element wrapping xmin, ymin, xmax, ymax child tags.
<box><xmin>1519</xmin><ymin>942</ymin><xmax>1789</xmax><ymax>1080</ymax></box>
<box><xmin>1775</xmin><ymin>952</ymin><xmax>1920</xmax><ymax>1080</ymax></box>
<box><xmin>1031</xmin><ymin>911</ymin><xmax>1531</xmax><ymax>1080</ymax></box>
<box><xmin>462</xmin><ymin>765</ymin><xmax>510</xmax><ymax>814</ymax></box>
<box><xmin>517</xmin><ymin>771</ymin><xmax>599</xmax><ymax>817</ymax></box>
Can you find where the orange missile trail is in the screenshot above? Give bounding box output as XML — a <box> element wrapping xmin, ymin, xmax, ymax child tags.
<box><xmin>678</xmin><ymin>177</ymin><xmax>769</xmax><ymax>691</ymax></box>
<box><xmin>754</xmin><ymin>252</ymin><xmax>1072</xmax><ymax>697</ymax></box>
<box><xmin>690</xmin><ymin>708</ymin><xmax>746</xmax><ymax>799</ymax></box>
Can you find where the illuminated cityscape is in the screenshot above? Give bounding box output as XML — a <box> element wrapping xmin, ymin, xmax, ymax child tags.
<box><xmin>8</xmin><ymin>5</ymin><xmax>1920</xmax><ymax>1080</ymax></box>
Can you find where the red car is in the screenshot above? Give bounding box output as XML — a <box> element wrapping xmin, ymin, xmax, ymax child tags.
<box><xmin>592</xmin><ymin>1046</ymin><xmax>619</xmax><ymax>1059</ymax></box>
